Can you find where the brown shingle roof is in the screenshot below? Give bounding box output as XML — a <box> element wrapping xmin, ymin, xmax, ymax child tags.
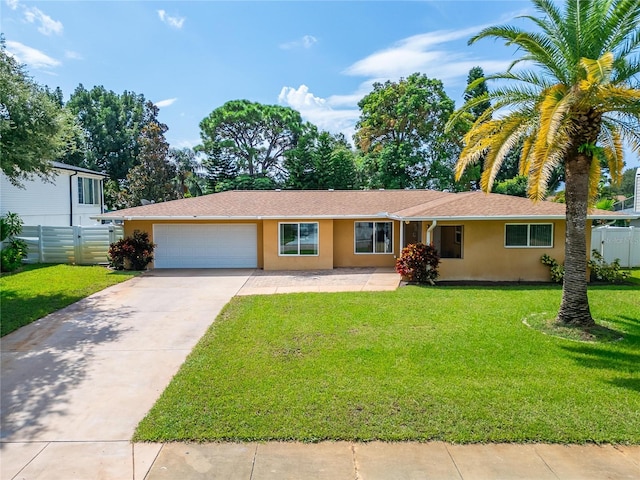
<box><xmin>97</xmin><ymin>189</ymin><xmax>622</xmax><ymax>220</ymax></box>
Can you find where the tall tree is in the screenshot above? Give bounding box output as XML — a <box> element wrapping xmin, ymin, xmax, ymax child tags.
<box><xmin>354</xmin><ymin>73</ymin><xmax>456</xmax><ymax>189</ymax></box>
<box><xmin>285</xmin><ymin>129</ymin><xmax>359</xmax><ymax>190</ymax></box>
<box><xmin>448</xmin><ymin>0</ymin><xmax>640</xmax><ymax>328</ymax></box>
<box><xmin>199</xmin><ymin>100</ymin><xmax>304</xmax><ymax>184</ymax></box>
<box><xmin>170</xmin><ymin>147</ymin><xmax>205</xmax><ymax>197</ymax></box>
<box><xmin>117</xmin><ymin>117</ymin><xmax>177</xmax><ymax>208</ymax></box>
<box><xmin>0</xmin><ymin>39</ymin><xmax>75</xmax><ymax>185</ymax></box>
<box><xmin>464</xmin><ymin>66</ymin><xmax>491</xmax><ymax>121</ymax></box>
<box><xmin>66</xmin><ymin>85</ymin><xmax>154</xmax><ymax>182</ymax></box>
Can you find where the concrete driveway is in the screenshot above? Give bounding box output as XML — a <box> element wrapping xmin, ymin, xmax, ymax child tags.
<box><xmin>1</xmin><ymin>269</ymin><xmax>253</xmax><ymax>479</ymax></box>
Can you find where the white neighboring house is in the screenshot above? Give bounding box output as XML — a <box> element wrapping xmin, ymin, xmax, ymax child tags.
<box><xmin>1</xmin><ymin>162</ymin><xmax>107</xmax><ymax>226</ymax></box>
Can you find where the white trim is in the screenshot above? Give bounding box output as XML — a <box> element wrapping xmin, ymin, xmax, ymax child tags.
<box><xmin>504</xmin><ymin>223</ymin><xmax>554</xmax><ymax>248</ymax></box>
<box><xmin>277</xmin><ymin>221</ymin><xmax>319</xmax><ymax>256</ymax></box>
<box><xmin>354</xmin><ymin>220</ymin><xmax>394</xmax><ymax>255</ymax></box>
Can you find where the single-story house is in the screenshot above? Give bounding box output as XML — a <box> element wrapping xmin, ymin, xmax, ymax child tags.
<box><xmin>94</xmin><ymin>189</ymin><xmax>637</xmax><ymax>281</ymax></box>
<box><xmin>1</xmin><ymin>162</ymin><xmax>107</xmax><ymax>226</ymax></box>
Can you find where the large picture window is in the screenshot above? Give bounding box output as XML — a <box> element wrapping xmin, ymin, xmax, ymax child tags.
<box><xmin>279</xmin><ymin>222</ymin><xmax>318</xmax><ymax>256</ymax></box>
<box><xmin>355</xmin><ymin>221</ymin><xmax>393</xmax><ymax>254</ymax></box>
<box><xmin>78</xmin><ymin>177</ymin><xmax>100</xmax><ymax>205</ymax></box>
<box><xmin>505</xmin><ymin>223</ymin><xmax>553</xmax><ymax>247</ymax></box>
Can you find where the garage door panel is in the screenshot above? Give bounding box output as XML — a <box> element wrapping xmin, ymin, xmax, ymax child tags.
<box><xmin>153</xmin><ymin>224</ymin><xmax>257</xmax><ymax>268</ymax></box>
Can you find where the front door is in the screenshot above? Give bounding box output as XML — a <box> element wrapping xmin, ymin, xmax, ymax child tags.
<box><xmin>403</xmin><ymin>221</ymin><xmax>422</xmax><ymax>247</ymax></box>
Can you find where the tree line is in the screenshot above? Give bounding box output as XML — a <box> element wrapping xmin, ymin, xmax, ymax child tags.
<box><xmin>1</xmin><ymin>37</ymin><xmax>635</xmax><ymax>212</ymax></box>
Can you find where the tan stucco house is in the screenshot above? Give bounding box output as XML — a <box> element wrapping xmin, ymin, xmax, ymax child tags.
<box><xmin>95</xmin><ymin>189</ymin><xmax>631</xmax><ymax>281</ymax></box>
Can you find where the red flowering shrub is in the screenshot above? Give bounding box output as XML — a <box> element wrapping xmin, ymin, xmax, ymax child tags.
<box><xmin>395</xmin><ymin>242</ymin><xmax>440</xmax><ymax>284</ymax></box>
<box><xmin>108</xmin><ymin>230</ymin><xmax>155</xmax><ymax>270</ymax></box>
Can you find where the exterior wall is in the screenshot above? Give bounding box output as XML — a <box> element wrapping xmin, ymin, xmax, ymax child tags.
<box><xmin>430</xmin><ymin>220</ymin><xmax>567</xmax><ymax>282</ymax></box>
<box><xmin>262</xmin><ymin>219</ymin><xmax>334</xmax><ymax>270</ymax></box>
<box><xmin>1</xmin><ymin>170</ymin><xmax>103</xmax><ymax>226</ymax></box>
<box><xmin>333</xmin><ymin>219</ymin><xmax>400</xmax><ymax>268</ymax></box>
<box><xmin>124</xmin><ymin>219</ymin><xmax>264</xmax><ymax>269</ymax></box>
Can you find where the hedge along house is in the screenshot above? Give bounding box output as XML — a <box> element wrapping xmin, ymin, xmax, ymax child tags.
<box><xmin>94</xmin><ymin>189</ymin><xmax>632</xmax><ymax>281</ymax></box>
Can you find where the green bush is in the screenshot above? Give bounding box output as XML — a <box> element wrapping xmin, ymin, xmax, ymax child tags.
<box><xmin>108</xmin><ymin>230</ymin><xmax>155</xmax><ymax>270</ymax></box>
<box><xmin>395</xmin><ymin>242</ymin><xmax>440</xmax><ymax>284</ymax></box>
<box><xmin>588</xmin><ymin>250</ymin><xmax>629</xmax><ymax>283</ymax></box>
<box><xmin>541</xmin><ymin>251</ymin><xmax>630</xmax><ymax>284</ymax></box>
<box><xmin>1</xmin><ymin>212</ymin><xmax>28</xmax><ymax>273</ymax></box>
<box><xmin>540</xmin><ymin>254</ymin><xmax>565</xmax><ymax>283</ymax></box>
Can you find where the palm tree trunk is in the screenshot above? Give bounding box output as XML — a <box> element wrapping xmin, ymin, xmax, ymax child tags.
<box><xmin>557</xmin><ymin>153</ymin><xmax>595</xmax><ymax>327</ymax></box>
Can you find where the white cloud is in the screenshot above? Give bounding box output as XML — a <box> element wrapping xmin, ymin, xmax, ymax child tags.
<box><xmin>278</xmin><ymin>85</ymin><xmax>359</xmax><ymax>141</ymax></box>
<box><xmin>280</xmin><ymin>35</ymin><xmax>318</xmax><ymax>50</ymax></box>
<box><xmin>65</xmin><ymin>50</ymin><xmax>83</xmax><ymax>60</ymax></box>
<box><xmin>6</xmin><ymin>41</ymin><xmax>61</xmax><ymax>69</ymax></box>
<box><xmin>24</xmin><ymin>6</ymin><xmax>63</xmax><ymax>35</ymax></box>
<box><xmin>343</xmin><ymin>26</ymin><xmax>493</xmax><ymax>80</ymax></box>
<box><xmin>158</xmin><ymin>10</ymin><xmax>185</xmax><ymax>29</ymax></box>
<box><xmin>156</xmin><ymin>98</ymin><xmax>178</xmax><ymax>108</ymax></box>
<box><xmin>6</xmin><ymin>0</ymin><xmax>20</xmax><ymax>10</ymax></box>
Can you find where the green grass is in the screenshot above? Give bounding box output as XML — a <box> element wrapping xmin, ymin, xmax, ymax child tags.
<box><xmin>1</xmin><ymin>264</ymin><xmax>138</xmax><ymax>336</ymax></box>
<box><xmin>135</xmin><ymin>283</ymin><xmax>640</xmax><ymax>444</ymax></box>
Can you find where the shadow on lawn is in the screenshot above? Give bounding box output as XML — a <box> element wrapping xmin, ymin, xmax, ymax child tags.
<box><xmin>0</xmin><ymin>295</ymin><xmax>133</xmax><ymax>441</ymax></box>
<box><xmin>560</xmin><ymin>315</ymin><xmax>640</xmax><ymax>393</ymax></box>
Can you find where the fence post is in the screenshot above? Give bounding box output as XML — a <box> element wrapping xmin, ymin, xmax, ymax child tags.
<box><xmin>74</xmin><ymin>226</ymin><xmax>81</xmax><ymax>265</ymax></box>
<box><xmin>630</xmin><ymin>226</ymin><xmax>635</xmax><ymax>269</ymax></box>
<box><xmin>38</xmin><ymin>225</ymin><xmax>44</xmax><ymax>263</ymax></box>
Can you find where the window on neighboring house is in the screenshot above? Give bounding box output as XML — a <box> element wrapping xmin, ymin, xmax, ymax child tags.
<box><xmin>505</xmin><ymin>223</ymin><xmax>553</xmax><ymax>247</ymax></box>
<box><xmin>279</xmin><ymin>222</ymin><xmax>319</xmax><ymax>255</ymax></box>
<box><xmin>354</xmin><ymin>221</ymin><xmax>393</xmax><ymax>254</ymax></box>
<box><xmin>433</xmin><ymin>225</ymin><xmax>463</xmax><ymax>259</ymax></box>
<box><xmin>78</xmin><ymin>177</ymin><xmax>100</xmax><ymax>205</ymax></box>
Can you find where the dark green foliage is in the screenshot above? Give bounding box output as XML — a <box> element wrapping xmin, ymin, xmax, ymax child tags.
<box><xmin>0</xmin><ymin>212</ymin><xmax>28</xmax><ymax>273</ymax></box>
<box><xmin>588</xmin><ymin>250</ymin><xmax>629</xmax><ymax>283</ymax></box>
<box><xmin>199</xmin><ymin>100</ymin><xmax>304</xmax><ymax>187</ymax></box>
<box><xmin>0</xmin><ymin>38</ymin><xmax>76</xmax><ymax>185</ymax></box>
<box><xmin>354</xmin><ymin>73</ymin><xmax>456</xmax><ymax>189</ymax></box>
<box><xmin>117</xmin><ymin>118</ymin><xmax>178</xmax><ymax>208</ymax></box>
<box><xmin>493</xmin><ymin>175</ymin><xmax>529</xmax><ymax>197</ymax></box>
<box><xmin>66</xmin><ymin>84</ymin><xmax>156</xmax><ymax>182</ymax></box>
<box><xmin>540</xmin><ymin>254</ymin><xmax>565</xmax><ymax>283</ymax></box>
<box><xmin>463</xmin><ymin>66</ymin><xmax>491</xmax><ymax>121</ymax></box>
<box><xmin>285</xmin><ymin>129</ymin><xmax>359</xmax><ymax>190</ymax></box>
<box><xmin>395</xmin><ymin>243</ymin><xmax>440</xmax><ymax>284</ymax></box>
<box><xmin>542</xmin><ymin>251</ymin><xmax>630</xmax><ymax>284</ymax></box>
<box><xmin>108</xmin><ymin>230</ymin><xmax>155</xmax><ymax>271</ymax></box>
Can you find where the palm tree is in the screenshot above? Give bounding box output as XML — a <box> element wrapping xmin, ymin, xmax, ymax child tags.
<box><xmin>449</xmin><ymin>0</ymin><xmax>640</xmax><ymax>328</ymax></box>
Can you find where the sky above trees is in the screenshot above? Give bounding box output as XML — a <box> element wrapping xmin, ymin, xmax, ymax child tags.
<box><xmin>4</xmin><ymin>0</ymin><xmax>639</xmax><ymax>170</ymax></box>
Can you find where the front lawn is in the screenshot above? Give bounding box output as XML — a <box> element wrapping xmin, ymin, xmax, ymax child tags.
<box><xmin>1</xmin><ymin>264</ymin><xmax>138</xmax><ymax>336</ymax></box>
<box><xmin>135</xmin><ymin>283</ymin><xmax>640</xmax><ymax>444</ymax></box>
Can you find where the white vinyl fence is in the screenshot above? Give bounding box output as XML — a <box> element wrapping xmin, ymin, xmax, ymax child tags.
<box><xmin>591</xmin><ymin>226</ymin><xmax>640</xmax><ymax>268</ymax></box>
<box><xmin>18</xmin><ymin>225</ymin><xmax>124</xmax><ymax>265</ymax></box>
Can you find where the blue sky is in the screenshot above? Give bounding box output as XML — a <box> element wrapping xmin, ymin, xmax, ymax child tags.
<box><xmin>3</xmin><ymin>0</ymin><xmax>639</xmax><ymax>170</ymax></box>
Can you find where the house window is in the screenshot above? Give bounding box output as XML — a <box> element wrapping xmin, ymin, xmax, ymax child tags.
<box><xmin>279</xmin><ymin>222</ymin><xmax>318</xmax><ymax>256</ymax></box>
<box><xmin>355</xmin><ymin>221</ymin><xmax>393</xmax><ymax>254</ymax></box>
<box><xmin>434</xmin><ymin>225</ymin><xmax>463</xmax><ymax>259</ymax></box>
<box><xmin>505</xmin><ymin>224</ymin><xmax>553</xmax><ymax>247</ymax></box>
<box><xmin>78</xmin><ymin>178</ymin><xmax>100</xmax><ymax>205</ymax></box>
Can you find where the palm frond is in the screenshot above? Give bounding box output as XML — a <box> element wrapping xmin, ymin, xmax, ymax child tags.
<box><xmin>588</xmin><ymin>157</ymin><xmax>602</xmax><ymax>207</ymax></box>
<box><xmin>478</xmin><ymin>114</ymin><xmax>530</xmax><ymax>191</ymax></box>
<box><xmin>598</xmin><ymin>127</ymin><xmax>624</xmax><ymax>185</ymax></box>
<box><xmin>579</xmin><ymin>52</ymin><xmax>615</xmax><ymax>90</ymax></box>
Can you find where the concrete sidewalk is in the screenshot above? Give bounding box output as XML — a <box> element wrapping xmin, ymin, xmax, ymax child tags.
<box><xmin>144</xmin><ymin>441</ymin><xmax>639</xmax><ymax>479</ymax></box>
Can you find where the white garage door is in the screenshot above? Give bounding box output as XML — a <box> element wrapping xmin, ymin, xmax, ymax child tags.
<box><xmin>153</xmin><ymin>224</ymin><xmax>257</xmax><ymax>268</ymax></box>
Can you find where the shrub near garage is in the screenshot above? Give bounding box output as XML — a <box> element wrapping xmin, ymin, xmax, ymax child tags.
<box><xmin>108</xmin><ymin>230</ymin><xmax>155</xmax><ymax>270</ymax></box>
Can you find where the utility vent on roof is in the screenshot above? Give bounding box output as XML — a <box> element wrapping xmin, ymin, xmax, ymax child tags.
<box><xmin>328</xmin><ymin>188</ymin><xmax>334</xmax><ymax>191</ymax></box>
